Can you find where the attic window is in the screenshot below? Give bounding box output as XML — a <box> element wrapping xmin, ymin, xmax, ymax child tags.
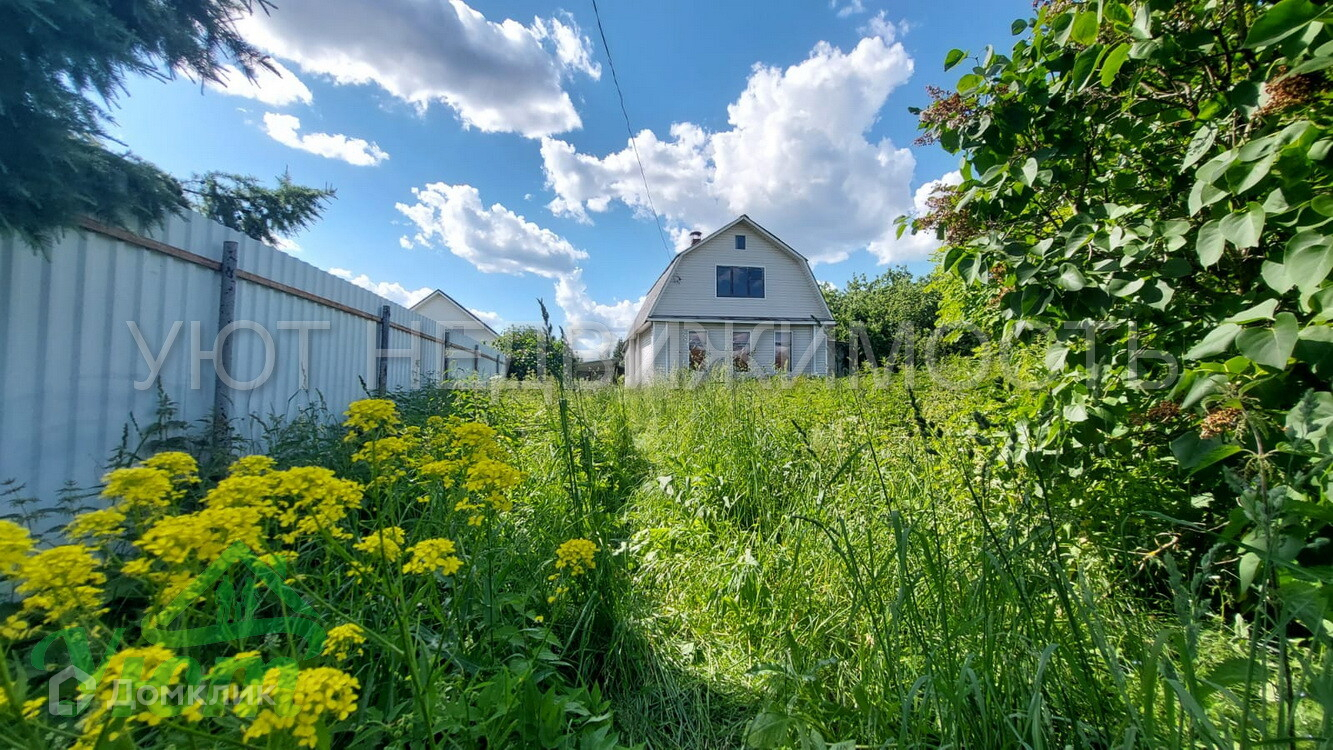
<box><xmin>717</xmin><ymin>266</ymin><xmax>764</xmax><ymax>298</ymax></box>
<box><xmin>734</xmin><ymin>234</ymin><xmax>746</xmax><ymax>249</ymax></box>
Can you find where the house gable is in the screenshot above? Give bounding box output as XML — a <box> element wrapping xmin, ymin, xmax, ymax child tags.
<box><xmin>411</xmin><ymin>290</ymin><xmax>498</xmax><ymax>342</ymax></box>
<box><xmin>628</xmin><ymin>216</ymin><xmax>833</xmax><ymax>336</ymax></box>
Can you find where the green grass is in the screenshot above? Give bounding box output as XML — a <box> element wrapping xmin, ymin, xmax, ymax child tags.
<box><xmin>496</xmin><ymin>371</ymin><xmax>1330</xmax><ymax>748</ymax></box>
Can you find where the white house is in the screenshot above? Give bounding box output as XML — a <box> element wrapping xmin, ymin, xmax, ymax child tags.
<box><xmin>410</xmin><ymin>289</ymin><xmax>499</xmax><ymax>345</ymax></box>
<box><xmin>624</xmin><ymin>215</ymin><xmax>835</xmax><ymax>384</ymax></box>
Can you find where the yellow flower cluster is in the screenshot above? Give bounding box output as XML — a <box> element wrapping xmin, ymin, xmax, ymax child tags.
<box><xmin>100</xmin><ymin>466</ymin><xmax>174</xmax><ymax>514</ymax></box>
<box><xmin>241</xmin><ymin>666</ymin><xmax>360</xmax><ymax>748</ymax></box>
<box><xmin>402</xmin><ymin>538</ymin><xmax>464</xmax><ymax>576</ymax></box>
<box><xmin>0</xmin><ymin>520</ymin><xmax>33</xmax><ymax>576</ymax></box>
<box><xmin>322</xmin><ymin>623</ymin><xmax>367</xmax><ymax>660</ymax></box>
<box><xmin>135</xmin><ymin>505</ymin><xmax>267</xmax><ymax>565</ymax></box>
<box><xmin>555</xmin><ymin>538</ymin><xmax>598</xmax><ymax>577</ymax></box>
<box><xmin>464</xmin><ymin>458</ymin><xmax>522</xmax><ymax>513</ymax></box>
<box><xmin>229</xmin><ymin>454</ymin><xmax>276</xmax><ymax>477</ymax></box>
<box><xmin>353</xmin><ymin>526</ymin><xmax>406</xmax><ymax>562</ymax></box>
<box><xmin>65</xmin><ymin>507</ymin><xmax>127</xmax><ymax>545</ymax></box>
<box><xmin>141</xmin><ymin>452</ymin><xmax>201</xmax><ymax>487</ymax></box>
<box><xmin>343</xmin><ymin>398</ymin><xmax>401</xmax><ymax>436</ymax></box>
<box><xmin>72</xmin><ymin>645</ymin><xmax>189</xmax><ymax>750</ymax></box>
<box><xmin>13</xmin><ymin>545</ymin><xmax>107</xmax><ymax>625</ymax></box>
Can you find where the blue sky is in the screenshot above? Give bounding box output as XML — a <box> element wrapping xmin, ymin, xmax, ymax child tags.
<box><xmin>109</xmin><ymin>0</ymin><xmax>1029</xmax><ymax>350</ymax></box>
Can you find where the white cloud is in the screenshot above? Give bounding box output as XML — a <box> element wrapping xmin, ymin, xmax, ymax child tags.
<box><xmin>395</xmin><ymin>183</ymin><xmax>587</xmax><ymax>278</ymax></box>
<box><xmin>238</xmin><ymin>0</ymin><xmax>598</xmax><ymax>138</ymax></box>
<box><xmin>880</xmin><ymin>170</ymin><xmax>965</xmax><ymax>262</ymax></box>
<box><xmin>831</xmin><ymin>0</ymin><xmax>867</xmax><ymax>17</ymax></box>
<box><xmin>262</xmin><ymin>113</ymin><xmax>389</xmax><ymax>166</ymax></box>
<box><xmin>329</xmin><ymin>268</ymin><xmax>433</xmax><ymax>307</ymax></box>
<box><xmin>398</xmin><ymin>183</ymin><xmax>639</xmax><ymax>354</ymax></box>
<box><xmin>860</xmin><ymin>11</ymin><xmax>905</xmax><ymax>41</ymax></box>
<box><xmin>540</xmin><ymin>34</ymin><xmax>932</xmax><ymax>264</ymax></box>
<box><xmin>205</xmin><ymin>61</ymin><xmax>313</xmax><ymax>106</ymax></box>
<box><xmin>469</xmin><ymin>308</ymin><xmax>504</xmax><ymax>326</ymax></box>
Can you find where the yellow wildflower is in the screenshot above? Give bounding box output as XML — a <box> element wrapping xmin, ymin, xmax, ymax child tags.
<box><xmin>15</xmin><ymin>545</ymin><xmax>107</xmax><ymax>624</ymax></box>
<box><xmin>66</xmin><ymin>508</ymin><xmax>127</xmax><ymax>544</ymax></box>
<box><xmin>343</xmin><ymin>398</ymin><xmax>400</xmax><ymax>436</ymax></box>
<box><xmin>229</xmin><ymin>454</ymin><xmax>276</xmax><ymax>477</ymax></box>
<box><xmin>136</xmin><ymin>505</ymin><xmax>267</xmax><ymax>565</ymax></box>
<box><xmin>72</xmin><ymin>645</ymin><xmax>188</xmax><ymax>750</ymax></box>
<box><xmin>402</xmin><ymin>538</ymin><xmax>464</xmax><ymax>576</ymax></box>
<box><xmin>141</xmin><ymin>451</ymin><xmax>200</xmax><ymax>487</ymax></box>
<box><xmin>21</xmin><ymin>696</ymin><xmax>46</xmax><ymax>719</ymax></box>
<box><xmin>322</xmin><ymin>623</ymin><xmax>367</xmax><ymax>660</ymax></box>
<box><xmin>0</xmin><ymin>520</ymin><xmax>33</xmax><ymax>576</ymax></box>
<box><xmin>1</xmin><ymin>615</ymin><xmax>30</xmax><ymax>641</ymax></box>
<box><xmin>353</xmin><ymin>527</ymin><xmax>406</xmax><ymax>562</ymax></box>
<box><xmin>270</xmin><ymin>467</ymin><xmax>364</xmax><ymax>543</ymax></box>
<box><xmin>464</xmin><ymin>458</ymin><xmax>522</xmax><ymax>495</ymax></box>
<box><xmin>555</xmin><ymin>539</ymin><xmax>597</xmax><ymax>577</ymax></box>
<box><xmin>101</xmin><ymin>466</ymin><xmax>173</xmax><ymax>513</ymax></box>
<box><xmin>242</xmin><ymin>666</ymin><xmax>360</xmax><ymax>748</ymax></box>
<box><xmin>351</xmin><ymin>436</ymin><xmax>412</xmax><ymax>465</ymax></box>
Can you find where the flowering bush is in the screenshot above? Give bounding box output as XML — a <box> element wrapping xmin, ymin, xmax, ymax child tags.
<box><xmin>0</xmin><ymin>397</ymin><xmax>620</xmax><ymax>748</ymax></box>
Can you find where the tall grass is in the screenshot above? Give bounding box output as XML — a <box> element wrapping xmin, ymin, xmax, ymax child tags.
<box><xmin>522</xmin><ymin>373</ymin><xmax>1331</xmax><ymax>748</ymax></box>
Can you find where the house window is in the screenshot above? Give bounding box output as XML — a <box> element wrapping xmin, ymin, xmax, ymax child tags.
<box><xmin>688</xmin><ymin>330</ymin><xmax>707</xmax><ymax>370</ymax></box>
<box><xmin>774</xmin><ymin>331</ymin><xmax>791</xmax><ymax>372</ymax></box>
<box><xmin>733</xmin><ymin>331</ymin><xmax>751</xmax><ymax>372</ymax></box>
<box><xmin>716</xmin><ymin>266</ymin><xmax>764</xmax><ymax>298</ymax></box>
<box><xmin>735</xmin><ymin>234</ymin><xmax>746</xmax><ymax>249</ymax></box>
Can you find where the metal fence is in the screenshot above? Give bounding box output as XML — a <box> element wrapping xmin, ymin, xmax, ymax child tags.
<box><xmin>0</xmin><ymin>210</ymin><xmax>505</xmax><ymax>509</ymax></box>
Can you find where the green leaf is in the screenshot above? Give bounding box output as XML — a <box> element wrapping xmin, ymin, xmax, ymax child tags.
<box><xmin>1185</xmin><ymin>323</ymin><xmax>1241</xmax><ymax>360</ymax></box>
<box><xmin>1171</xmin><ymin>432</ymin><xmax>1242</xmax><ymax>473</ymax></box>
<box><xmin>1181</xmin><ymin>127</ymin><xmax>1218</xmax><ymax>172</ymax></box>
<box><xmin>1244</xmin><ymin>0</ymin><xmax>1328</xmax><ymax>49</ymax></box>
<box><xmin>1295</xmin><ymin>325</ymin><xmax>1333</xmax><ymax>377</ymax></box>
<box><xmin>1196</xmin><ymin>220</ymin><xmax>1225</xmax><ymax>266</ymax></box>
<box><xmin>1019</xmin><ymin>157</ymin><xmax>1038</xmax><ymax>186</ymax></box>
<box><xmin>1057</xmin><ymin>263</ymin><xmax>1087</xmax><ymax>291</ymax></box>
<box><xmin>945</xmin><ymin>48</ymin><xmax>967</xmax><ymax>70</ymax></box>
<box><xmin>1100</xmin><ymin>42</ymin><xmax>1131</xmax><ymax>86</ymax></box>
<box><xmin>1223</xmin><ymin>299</ymin><xmax>1278</xmax><ymax>324</ymax></box>
<box><xmin>1235</xmin><ymin>312</ymin><xmax>1299</xmax><ymax>369</ymax></box>
<box><xmin>958</xmin><ymin>73</ymin><xmax>983</xmax><ymax>93</ymax></box>
<box><xmin>1011</xmin><ymin>19</ymin><xmax>1028</xmax><ymax>35</ymax></box>
<box><xmin>1218</xmin><ymin>202</ymin><xmax>1265</xmax><ymax>250</ymax></box>
<box><xmin>1069</xmin><ymin>44</ymin><xmax>1102</xmax><ymax>90</ymax></box>
<box><xmin>1284</xmin><ymin>231</ymin><xmax>1333</xmax><ymax>296</ymax></box>
<box><xmin>1071</xmin><ymin>11</ymin><xmax>1099</xmax><ymax>45</ymax></box>
<box><xmin>1262</xmin><ymin>260</ymin><xmax>1294</xmax><ymax>293</ymax></box>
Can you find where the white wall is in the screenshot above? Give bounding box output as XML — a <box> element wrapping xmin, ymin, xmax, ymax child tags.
<box><xmin>0</xmin><ymin>211</ymin><xmax>505</xmax><ymax>512</ymax></box>
<box><xmin>412</xmin><ymin>293</ymin><xmax>497</xmax><ymax>345</ymax></box>
<box><xmin>650</xmin><ymin>227</ymin><xmax>830</xmax><ymax>320</ymax></box>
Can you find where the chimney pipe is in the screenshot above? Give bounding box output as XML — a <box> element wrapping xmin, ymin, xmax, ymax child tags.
<box><xmin>689</xmin><ymin>230</ymin><xmax>702</xmax><ymax>245</ymax></box>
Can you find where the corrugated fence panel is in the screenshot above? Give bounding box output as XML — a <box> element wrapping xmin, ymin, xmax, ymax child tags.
<box><xmin>0</xmin><ymin>211</ymin><xmax>504</xmax><ymax>513</ymax></box>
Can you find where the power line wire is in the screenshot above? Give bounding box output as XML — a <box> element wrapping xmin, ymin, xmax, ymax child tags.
<box><xmin>588</xmin><ymin>0</ymin><xmax>674</xmax><ymax>257</ymax></box>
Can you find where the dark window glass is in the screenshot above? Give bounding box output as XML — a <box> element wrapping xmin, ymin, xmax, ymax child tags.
<box><xmin>688</xmin><ymin>330</ymin><xmax>706</xmax><ymax>370</ymax></box>
<box><xmin>716</xmin><ymin>266</ymin><xmax>764</xmax><ymax>298</ymax></box>
<box><xmin>733</xmin><ymin>331</ymin><xmax>751</xmax><ymax>372</ymax></box>
<box><xmin>735</xmin><ymin>234</ymin><xmax>746</xmax><ymax>249</ymax></box>
<box><xmin>774</xmin><ymin>331</ymin><xmax>791</xmax><ymax>372</ymax></box>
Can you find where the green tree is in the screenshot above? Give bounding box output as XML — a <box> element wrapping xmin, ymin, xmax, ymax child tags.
<box><xmin>0</xmin><ymin>0</ymin><xmax>270</xmax><ymax>249</ymax></box>
<box><xmin>186</xmin><ymin>172</ymin><xmax>336</xmax><ymax>246</ymax></box>
<box><xmin>919</xmin><ymin>0</ymin><xmax>1332</xmax><ymax>631</ymax></box>
<box><xmin>821</xmin><ymin>267</ymin><xmax>943</xmax><ymax>367</ymax></box>
<box><xmin>495</xmin><ymin>326</ymin><xmax>574</xmax><ymax>381</ymax></box>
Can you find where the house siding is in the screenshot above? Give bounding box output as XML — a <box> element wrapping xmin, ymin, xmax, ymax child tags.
<box><xmin>647</xmin><ymin>229</ymin><xmax>829</xmax><ymax>321</ymax></box>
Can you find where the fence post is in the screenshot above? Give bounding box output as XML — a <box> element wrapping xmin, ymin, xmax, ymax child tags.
<box><xmin>212</xmin><ymin>240</ymin><xmax>239</xmax><ymax>445</ymax></box>
<box><xmin>473</xmin><ymin>344</ymin><xmax>479</xmax><ymax>375</ymax></box>
<box><xmin>443</xmin><ymin>331</ymin><xmax>451</xmax><ymax>381</ymax></box>
<box><xmin>376</xmin><ymin>305</ymin><xmax>390</xmax><ymax>395</ymax></box>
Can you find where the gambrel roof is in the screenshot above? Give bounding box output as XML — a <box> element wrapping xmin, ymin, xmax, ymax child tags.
<box><xmin>627</xmin><ymin>215</ymin><xmax>835</xmax><ymax>336</ymax></box>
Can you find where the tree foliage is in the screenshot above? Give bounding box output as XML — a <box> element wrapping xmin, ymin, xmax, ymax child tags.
<box><xmin>920</xmin><ymin>0</ymin><xmax>1332</xmax><ymax>608</ymax></box>
<box><xmin>495</xmin><ymin>326</ymin><xmax>575</xmax><ymax>381</ymax></box>
<box><xmin>186</xmin><ymin>172</ymin><xmax>336</xmax><ymax>246</ymax></box>
<box><xmin>822</xmin><ymin>267</ymin><xmax>942</xmax><ymax>365</ymax></box>
<box><xmin>0</xmin><ymin>0</ymin><xmax>271</xmax><ymax>248</ymax></box>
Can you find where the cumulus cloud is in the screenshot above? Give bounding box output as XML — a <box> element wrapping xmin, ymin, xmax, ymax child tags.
<box><xmin>398</xmin><ymin>183</ymin><xmax>640</xmax><ymax>354</ymax></box>
<box><xmin>879</xmin><ymin>170</ymin><xmax>965</xmax><ymax>262</ymax></box>
<box><xmin>831</xmin><ymin>0</ymin><xmax>867</xmax><ymax>17</ymax></box>
<box><xmin>395</xmin><ymin>183</ymin><xmax>587</xmax><ymax>278</ymax></box>
<box><xmin>540</xmin><ymin>34</ymin><xmax>932</xmax><ymax>264</ymax></box>
<box><xmin>330</xmin><ymin>268</ymin><xmax>433</xmax><ymax>307</ymax></box>
<box><xmin>205</xmin><ymin>61</ymin><xmax>313</xmax><ymax>106</ymax></box>
<box><xmin>262</xmin><ymin>113</ymin><xmax>389</xmax><ymax>166</ymax></box>
<box><xmin>238</xmin><ymin>0</ymin><xmax>598</xmax><ymax>138</ymax></box>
